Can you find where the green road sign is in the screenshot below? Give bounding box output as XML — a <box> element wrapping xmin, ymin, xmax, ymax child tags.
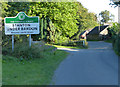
<box><xmin>4</xmin><ymin>12</ymin><xmax>39</xmax><ymax>35</ymax></box>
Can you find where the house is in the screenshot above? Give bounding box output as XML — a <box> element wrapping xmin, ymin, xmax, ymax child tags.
<box><xmin>87</xmin><ymin>25</ymin><xmax>109</xmax><ymax>40</ymax></box>
<box><xmin>79</xmin><ymin>28</ymin><xmax>93</xmax><ymax>39</ymax></box>
<box><xmin>80</xmin><ymin>30</ymin><xmax>89</xmax><ymax>39</ymax></box>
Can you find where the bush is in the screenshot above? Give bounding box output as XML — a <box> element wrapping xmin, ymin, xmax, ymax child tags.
<box><xmin>14</xmin><ymin>43</ymin><xmax>43</xmax><ymax>59</ymax></box>
<box><xmin>2</xmin><ymin>40</ymin><xmax>58</xmax><ymax>60</ymax></box>
<box><xmin>62</xmin><ymin>39</ymin><xmax>88</xmax><ymax>48</ymax></box>
<box><xmin>113</xmin><ymin>32</ymin><xmax>120</xmax><ymax>56</ymax></box>
<box><xmin>2</xmin><ymin>26</ymin><xmax>28</xmax><ymax>47</ymax></box>
<box><xmin>2</xmin><ymin>42</ymin><xmax>44</xmax><ymax>60</ymax></box>
<box><xmin>54</xmin><ymin>35</ymin><xmax>70</xmax><ymax>45</ymax></box>
<box><xmin>109</xmin><ymin>23</ymin><xmax>120</xmax><ymax>56</ymax></box>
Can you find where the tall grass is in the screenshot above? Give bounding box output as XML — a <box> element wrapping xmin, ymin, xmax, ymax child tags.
<box><xmin>2</xmin><ymin>41</ymin><xmax>57</xmax><ymax>60</ymax></box>
<box><xmin>2</xmin><ymin>50</ymin><xmax>68</xmax><ymax>85</ymax></box>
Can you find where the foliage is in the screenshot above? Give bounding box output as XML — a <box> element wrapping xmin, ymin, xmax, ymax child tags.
<box><xmin>1</xmin><ymin>2</ymin><xmax>98</xmax><ymax>44</ymax></box>
<box><xmin>110</xmin><ymin>23</ymin><xmax>120</xmax><ymax>34</ymax></box>
<box><xmin>2</xmin><ymin>26</ymin><xmax>28</xmax><ymax>49</ymax></box>
<box><xmin>2</xmin><ymin>40</ymin><xmax>57</xmax><ymax>60</ymax></box>
<box><xmin>77</xmin><ymin>4</ymin><xmax>98</xmax><ymax>30</ymax></box>
<box><xmin>41</xmin><ymin>18</ymin><xmax>44</xmax><ymax>39</ymax></box>
<box><xmin>73</xmin><ymin>2</ymin><xmax>98</xmax><ymax>40</ymax></box>
<box><xmin>47</xmin><ymin>18</ymin><xmax>56</xmax><ymax>42</ymax></box>
<box><xmin>110</xmin><ymin>0</ymin><xmax>120</xmax><ymax>7</ymax></box>
<box><xmin>99</xmin><ymin>10</ymin><xmax>114</xmax><ymax>24</ymax></box>
<box><xmin>67</xmin><ymin>39</ymin><xmax>88</xmax><ymax>48</ymax></box>
<box><xmin>0</xmin><ymin>2</ymin><xmax>9</xmax><ymax>17</ymax></box>
<box><xmin>2</xmin><ymin>42</ymin><xmax>43</xmax><ymax>59</ymax></box>
<box><xmin>2</xmin><ymin>26</ymin><xmax>11</xmax><ymax>47</ymax></box>
<box><xmin>112</xmin><ymin>32</ymin><xmax>120</xmax><ymax>56</ymax></box>
<box><xmin>52</xmin><ymin>39</ymin><xmax>88</xmax><ymax>48</ymax></box>
<box><xmin>1</xmin><ymin>2</ymin><xmax>30</xmax><ymax>18</ymax></box>
<box><xmin>27</xmin><ymin>2</ymin><xmax>79</xmax><ymax>38</ymax></box>
<box><xmin>54</xmin><ymin>35</ymin><xmax>70</xmax><ymax>45</ymax></box>
<box><xmin>104</xmin><ymin>39</ymin><xmax>113</xmax><ymax>43</ymax></box>
<box><xmin>108</xmin><ymin>23</ymin><xmax>120</xmax><ymax>56</ymax></box>
<box><xmin>2</xmin><ymin>50</ymin><xmax>68</xmax><ymax>85</ymax></box>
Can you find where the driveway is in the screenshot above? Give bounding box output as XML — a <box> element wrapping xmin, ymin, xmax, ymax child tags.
<box><xmin>52</xmin><ymin>41</ymin><xmax>119</xmax><ymax>85</ymax></box>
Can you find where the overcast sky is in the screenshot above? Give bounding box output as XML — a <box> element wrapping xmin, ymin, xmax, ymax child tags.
<box><xmin>77</xmin><ymin>0</ymin><xmax>118</xmax><ymax>22</ymax></box>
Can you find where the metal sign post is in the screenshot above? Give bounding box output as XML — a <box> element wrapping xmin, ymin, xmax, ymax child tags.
<box><xmin>29</xmin><ymin>34</ymin><xmax>31</xmax><ymax>47</ymax></box>
<box><xmin>12</xmin><ymin>35</ymin><xmax>14</xmax><ymax>52</ymax></box>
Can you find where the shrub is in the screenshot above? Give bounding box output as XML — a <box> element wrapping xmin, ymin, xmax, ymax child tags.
<box><xmin>14</xmin><ymin>43</ymin><xmax>43</xmax><ymax>59</ymax></box>
<box><xmin>114</xmin><ymin>32</ymin><xmax>120</xmax><ymax>56</ymax></box>
<box><xmin>62</xmin><ymin>39</ymin><xmax>88</xmax><ymax>48</ymax></box>
<box><xmin>2</xmin><ymin>42</ymin><xmax>44</xmax><ymax>60</ymax></box>
<box><xmin>2</xmin><ymin>40</ymin><xmax>58</xmax><ymax>60</ymax></box>
<box><xmin>54</xmin><ymin>35</ymin><xmax>70</xmax><ymax>45</ymax></box>
<box><xmin>2</xmin><ymin>26</ymin><xmax>28</xmax><ymax>47</ymax></box>
<box><xmin>109</xmin><ymin>23</ymin><xmax>120</xmax><ymax>56</ymax></box>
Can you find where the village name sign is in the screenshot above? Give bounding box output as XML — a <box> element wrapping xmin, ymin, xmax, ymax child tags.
<box><xmin>5</xmin><ymin>12</ymin><xmax>39</xmax><ymax>35</ymax></box>
<box><xmin>4</xmin><ymin>12</ymin><xmax>39</xmax><ymax>51</ymax></box>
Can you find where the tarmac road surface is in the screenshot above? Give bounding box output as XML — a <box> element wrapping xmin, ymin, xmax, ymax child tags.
<box><xmin>52</xmin><ymin>41</ymin><xmax>119</xmax><ymax>85</ymax></box>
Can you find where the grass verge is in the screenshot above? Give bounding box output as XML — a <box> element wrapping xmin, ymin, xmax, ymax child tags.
<box><xmin>47</xmin><ymin>39</ymin><xmax>88</xmax><ymax>49</ymax></box>
<box><xmin>104</xmin><ymin>39</ymin><xmax>112</xmax><ymax>43</ymax></box>
<box><xmin>2</xmin><ymin>50</ymin><xmax>68</xmax><ymax>85</ymax></box>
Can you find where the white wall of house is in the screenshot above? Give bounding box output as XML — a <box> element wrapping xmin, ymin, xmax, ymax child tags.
<box><xmin>99</xmin><ymin>28</ymin><xmax>108</xmax><ymax>36</ymax></box>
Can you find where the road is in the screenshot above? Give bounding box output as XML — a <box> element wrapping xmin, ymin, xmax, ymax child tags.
<box><xmin>52</xmin><ymin>41</ymin><xmax>119</xmax><ymax>85</ymax></box>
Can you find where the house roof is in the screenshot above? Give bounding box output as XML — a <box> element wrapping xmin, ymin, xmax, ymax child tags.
<box><xmin>80</xmin><ymin>31</ymin><xmax>86</xmax><ymax>36</ymax></box>
<box><xmin>87</xmin><ymin>25</ymin><xmax>109</xmax><ymax>35</ymax></box>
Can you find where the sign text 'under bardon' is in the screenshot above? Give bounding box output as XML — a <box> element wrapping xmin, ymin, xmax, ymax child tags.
<box><xmin>4</xmin><ymin>12</ymin><xmax>39</xmax><ymax>35</ymax></box>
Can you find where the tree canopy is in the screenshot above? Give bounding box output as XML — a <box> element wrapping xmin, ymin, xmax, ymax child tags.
<box><xmin>1</xmin><ymin>2</ymin><xmax>98</xmax><ymax>43</ymax></box>
<box><xmin>99</xmin><ymin>10</ymin><xmax>114</xmax><ymax>24</ymax></box>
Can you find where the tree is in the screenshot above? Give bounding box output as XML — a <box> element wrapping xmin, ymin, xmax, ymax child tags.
<box><xmin>1</xmin><ymin>2</ymin><xmax>79</xmax><ymax>42</ymax></box>
<box><xmin>99</xmin><ymin>10</ymin><xmax>114</xmax><ymax>24</ymax></box>
<box><xmin>1</xmin><ymin>2</ymin><xmax>99</xmax><ymax>44</ymax></box>
<box><xmin>28</xmin><ymin>2</ymin><xmax>79</xmax><ymax>38</ymax></box>
<box><xmin>72</xmin><ymin>2</ymin><xmax>98</xmax><ymax>40</ymax></box>
<box><xmin>1</xmin><ymin>2</ymin><xmax>30</xmax><ymax>18</ymax></box>
<box><xmin>109</xmin><ymin>0</ymin><xmax>120</xmax><ymax>7</ymax></box>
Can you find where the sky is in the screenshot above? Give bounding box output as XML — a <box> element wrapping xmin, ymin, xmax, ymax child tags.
<box><xmin>77</xmin><ymin>0</ymin><xmax>118</xmax><ymax>22</ymax></box>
